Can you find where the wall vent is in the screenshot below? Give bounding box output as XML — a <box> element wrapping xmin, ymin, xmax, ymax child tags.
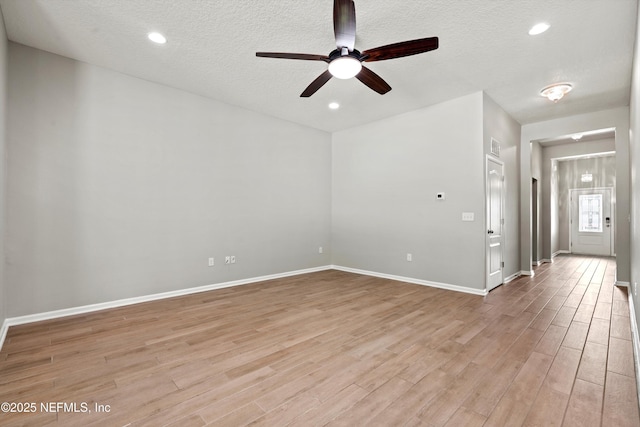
<box><xmin>491</xmin><ymin>138</ymin><xmax>501</xmax><ymax>157</ymax></box>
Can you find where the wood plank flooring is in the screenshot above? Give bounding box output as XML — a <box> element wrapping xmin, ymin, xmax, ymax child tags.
<box><xmin>0</xmin><ymin>255</ymin><xmax>638</xmax><ymax>426</ymax></box>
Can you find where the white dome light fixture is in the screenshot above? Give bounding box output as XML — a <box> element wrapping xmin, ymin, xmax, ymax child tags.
<box><xmin>148</xmin><ymin>32</ymin><xmax>167</xmax><ymax>44</ymax></box>
<box><xmin>529</xmin><ymin>22</ymin><xmax>550</xmax><ymax>36</ymax></box>
<box><xmin>328</xmin><ymin>102</ymin><xmax>340</xmax><ymax>110</ymax></box>
<box><xmin>328</xmin><ymin>49</ymin><xmax>362</xmax><ymax>79</ymax></box>
<box><xmin>328</xmin><ymin>56</ymin><xmax>362</xmax><ymax>79</ymax></box>
<box><xmin>540</xmin><ymin>83</ymin><xmax>573</xmax><ymax>102</ymax></box>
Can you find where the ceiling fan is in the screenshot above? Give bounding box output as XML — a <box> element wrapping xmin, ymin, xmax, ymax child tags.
<box><xmin>256</xmin><ymin>0</ymin><xmax>439</xmax><ymax>97</ymax></box>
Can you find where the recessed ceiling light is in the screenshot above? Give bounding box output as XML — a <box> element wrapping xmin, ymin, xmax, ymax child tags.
<box><xmin>328</xmin><ymin>102</ymin><xmax>340</xmax><ymax>110</ymax></box>
<box><xmin>540</xmin><ymin>83</ymin><xmax>572</xmax><ymax>102</ymax></box>
<box><xmin>148</xmin><ymin>32</ymin><xmax>167</xmax><ymax>44</ymax></box>
<box><xmin>529</xmin><ymin>22</ymin><xmax>550</xmax><ymax>36</ymax></box>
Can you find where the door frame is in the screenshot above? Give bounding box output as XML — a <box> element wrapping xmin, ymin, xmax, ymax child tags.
<box><xmin>486</xmin><ymin>155</ymin><xmax>505</xmax><ymax>292</ymax></box>
<box><xmin>569</xmin><ymin>187</ymin><xmax>614</xmax><ymax>256</ymax></box>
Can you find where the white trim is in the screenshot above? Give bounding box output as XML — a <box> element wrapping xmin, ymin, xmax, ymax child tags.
<box><xmin>0</xmin><ymin>264</ymin><xmax>488</xmax><ymax>350</ymax></box>
<box><xmin>0</xmin><ymin>319</ymin><xmax>9</xmax><ymax>353</ymax></box>
<box><xmin>504</xmin><ymin>272</ymin><xmax>521</xmax><ymax>283</ymax></box>
<box><xmin>554</xmin><ymin>250</ymin><xmax>570</xmax><ymax>257</ymax></box>
<box><xmin>553</xmin><ymin>150</ymin><xmax>616</xmax><ymax>162</ymax></box>
<box><xmin>1</xmin><ymin>266</ymin><xmax>333</xmax><ymax>334</ymax></box>
<box><xmin>521</xmin><ymin>270</ymin><xmax>535</xmax><ymax>276</ymax></box>
<box><xmin>616</xmin><ymin>281</ymin><xmax>631</xmax><ymax>287</ymax></box>
<box><xmin>332</xmin><ymin>265</ymin><xmax>488</xmax><ymax>296</ymax></box>
<box><xmin>532</xmin><ymin>260</ymin><xmax>542</xmax><ymax>267</ymax></box>
<box><xmin>628</xmin><ymin>292</ymin><xmax>640</xmax><ymax>410</ymax></box>
<box><xmin>541</xmin><ymin>258</ymin><xmax>553</xmax><ymax>264</ymax></box>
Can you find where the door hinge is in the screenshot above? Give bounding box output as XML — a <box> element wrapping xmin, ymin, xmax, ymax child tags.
<box><xmin>501</xmin><ymin>261</ymin><xmax>504</xmax><ymax>268</ymax></box>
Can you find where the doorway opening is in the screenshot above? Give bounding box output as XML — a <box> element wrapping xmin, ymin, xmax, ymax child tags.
<box><xmin>532</xmin><ymin>178</ymin><xmax>539</xmax><ymax>264</ymax></box>
<box><xmin>570</xmin><ymin>187</ymin><xmax>614</xmax><ymax>256</ymax></box>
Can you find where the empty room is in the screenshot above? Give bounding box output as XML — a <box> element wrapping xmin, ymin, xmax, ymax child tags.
<box><xmin>1</xmin><ymin>0</ymin><xmax>640</xmax><ymax>426</ymax></box>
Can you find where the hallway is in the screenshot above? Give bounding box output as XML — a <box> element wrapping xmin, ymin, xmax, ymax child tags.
<box><xmin>484</xmin><ymin>254</ymin><xmax>639</xmax><ymax>426</ymax></box>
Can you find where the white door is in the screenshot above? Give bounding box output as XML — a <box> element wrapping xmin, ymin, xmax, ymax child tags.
<box><xmin>486</xmin><ymin>157</ymin><xmax>504</xmax><ymax>291</ymax></box>
<box><xmin>570</xmin><ymin>188</ymin><xmax>613</xmax><ymax>256</ymax></box>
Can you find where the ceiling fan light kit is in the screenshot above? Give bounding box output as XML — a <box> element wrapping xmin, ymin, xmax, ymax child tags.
<box><xmin>256</xmin><ymin>0</ymin><xmax>439</xmax><ymax>97</ymax></box>
<box><xmin>328</xmin><ymin>50</ymin><xmax>362</xmax><ymax>79</ymax></box>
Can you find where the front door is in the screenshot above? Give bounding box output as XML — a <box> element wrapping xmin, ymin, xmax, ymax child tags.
<box><xmin>486</xmin><ymin>157</ymin><xmax>504</xmax><ymax>291</ymax></box>
<box><xmin>570</xmin><ymin>188</ymin><xmax>613</xmax><ymax>256</ymax></box>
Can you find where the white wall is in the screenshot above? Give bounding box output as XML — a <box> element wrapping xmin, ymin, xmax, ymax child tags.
<box><xmin>483</xmin><ymin>93</ymin><xmax>521</xmax><ymax>280</ymax></box>
<box><xmin>0</xmin><ymin>10</ymin><xmax>7</xmax><ymax>330</ymax></box>
<box><xmin>6</xmin><ymin>43</ymin><xmax>332</xmax><ymax>317</ymax></box>
<box><xmin>629</xmin><ymin>1</ymin><xmax>640</xmax><ymax>341</ymax></box>
<box><xmin>332</xmin><ymin>92</ymin><xmax>487</xmax><ymax>292</ymax></box>
<box><xmin>521</xmin><ymin>107</ymin><xmax>631</xmax><ymax>282</ymax></box>
<box><xmin>556</xmin><ymin>155</ymin><xmax>616</xmax><ymax>252</ymax></box>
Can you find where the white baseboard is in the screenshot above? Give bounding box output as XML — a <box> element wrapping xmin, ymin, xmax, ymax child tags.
<box><xmin>521</xmin><ymin>270</ymin><xmax>535</xmax><ymax>277</ymax></box>
<box><xmin>616</xmin><ymin>281</ymin><xmax>631</xmax><ymax>287</ymax></box>
<box><xmin>0</xmin><ymin>319</ymin><xmax>9</xmax><ymax>354</ymax></box>
<box><xmin>504</xmin><ymin>272</ymin><xmax>521</xmax><ymax>283</ymax></box>
<box><xmin>532</xmin><ymin>261</ymin><xmax>541</xmax><ymax>267</ymax></box>
<box><xmin>0</xmin><ymin>265</ymin><xmax>333</xmax><ymax>350</ymax></box>
<box><xmin>539</xmin><ymin>251</ymin><xmax>570</xmax><ymax>266</ymax></box>
<box><xmin>331</xmin><ymin>265</ymin><xmax>488</xmax><ymax>296</ymax></box>
<box><xmin>628</xmin><ymin>293</ymin><xmax>640</xmax><ymax>411</ymax></box>
<box><xmin>0</xmin><ymin>264</ymin><xmax>488</xmax><ymax>351</ymax></box>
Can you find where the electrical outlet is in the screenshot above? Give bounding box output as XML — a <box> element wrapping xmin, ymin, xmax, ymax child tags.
<box><xmin>225</xmin><ymin>256</ymin><xmax>231</xmax><ymax>265</ymax></box>
<box><xmin>319</xmin><ymin>246</ymin><xmax>323</xmax><ymax>254</ymax></box>
<box><xmin>208</xmin><ymin>257</ymin><xmax>214</xmax><ymax>267</ymax></box>
<box><xmin>230</xmin><ymin>256</ymin><xmax>236</xmax><ymax>264</ymax></box>
<box><xmin>635</xmin><ymin>282</ymin><xmax>638</xmax><ymax>298</ymax></box>
<box><xmin>462</xmin><ymin>212</ymin><xmax>475</xmax><ymax>221</ymax></box>
<box><xmin>407</xmin><ymin>253</ymin><xmax>412</xmax><ymax>262</ymax></box>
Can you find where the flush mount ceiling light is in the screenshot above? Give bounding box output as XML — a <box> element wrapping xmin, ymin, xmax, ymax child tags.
<box><xmin>328</xmin><ymin>102</ymin><xmax>340</xmax><ymax>110</ymax></box>
<box><xmin>540</xmin><ymin>83</ymin><xmax>573</xmax><ymax>102</ymax></box>
<box><xmin>147</xmin><ymin>32</ymin><xmax>167</xmax><ymax>44</ymax></box>
<box><xmin>529</xmin><ymin>22</ymin><xmax>550</xmax><ymax>35</ymax></box>
<box><xmin>571</xmin><ymin>134</ymin><xmax>583</xmax><ymax>141</ymax></box>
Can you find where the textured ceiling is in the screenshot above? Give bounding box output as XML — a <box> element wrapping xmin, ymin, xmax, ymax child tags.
<box><xmin>0</xmin><ymin>0</ymin><xmax>637</xmax><ymax>132</ymax></box>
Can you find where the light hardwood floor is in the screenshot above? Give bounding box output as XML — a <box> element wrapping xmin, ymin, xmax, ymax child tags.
<box><xmin>0</xmin><ymin>255</ymin><xmax>638</xmax><ymax>426</ymax></box>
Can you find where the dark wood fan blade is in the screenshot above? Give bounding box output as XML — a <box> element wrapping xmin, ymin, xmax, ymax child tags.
<box><xmin>334</xmin><ymin>0</ymin><xmax>356</xmax><ymax>51</ymax></box>
<box><xmin>300</xmin><ymin>70</ymin><xmax>333</xmax><ymax>97</ymax></box>
<box><xmin>355</xmin><ymin>66</ymin><xmax>391</xmax><ymax>95</ymax></box>
<box><xmin>256</xmin><ymin>52</ymin><xmax>330</xmax><ymax>62</ymax></box>
<box><xmin>362</xmin><ymin>37</ymin><xmax>439</xmax><ymax>62</ymax></box>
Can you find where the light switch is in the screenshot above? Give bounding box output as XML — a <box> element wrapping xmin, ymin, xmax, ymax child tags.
<box><xmin>462</xmin><ymin>212</ymin><xmax>474</xmax><ymax>221</ymax></box>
